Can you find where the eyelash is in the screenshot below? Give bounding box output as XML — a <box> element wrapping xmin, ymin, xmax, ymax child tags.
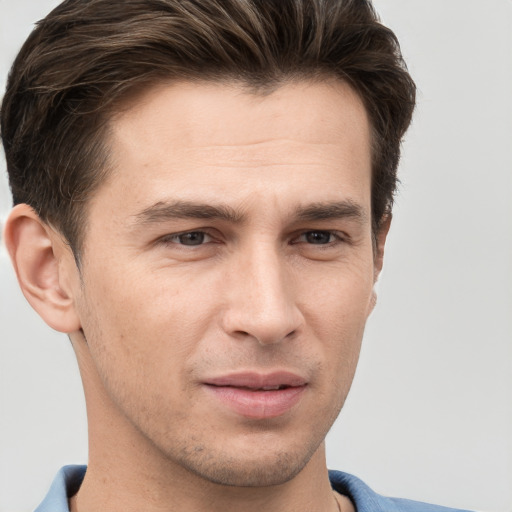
<box><xmin>292</xmin><ymin>230</ymin><xmax>345</xmax><ymax>246</ymax></box>
<box><xmin>158</xmin><ymin>229</ymin><xmax>347</xmax><ymax>248</ymax></box>
<box><xmin>159</xmin><ymin>231</ymin><xmax>215</xmax><ymax>247</ymax></box>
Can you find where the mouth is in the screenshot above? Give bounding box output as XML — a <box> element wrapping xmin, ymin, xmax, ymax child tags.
<box><xmin>203</xmin><ymin>372</ymin><xmax>308</xmax><ymax>419</ymax></box>
<box><xmin>216</xmin><ymin>384</ymin><xmax>292</xmax><ymax>391</ymax></box>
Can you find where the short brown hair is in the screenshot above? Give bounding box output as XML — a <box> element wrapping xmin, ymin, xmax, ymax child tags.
<box><xmin>1</xmin><ymin>0</ymin><xmax>415</xmax><ymax>258</ymax></box>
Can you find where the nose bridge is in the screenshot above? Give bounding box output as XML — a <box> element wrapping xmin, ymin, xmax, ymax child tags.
<box><xmin>223</xmin><ymin>239</ymin><xmax>302</xmax><ymax>344</ymax></box>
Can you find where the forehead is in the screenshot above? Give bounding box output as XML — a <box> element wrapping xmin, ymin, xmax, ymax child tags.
<box><xmin>88</xmin><ymin>79</ymin><xmax>372</xmax><ymax>228</ymax></box>
<box><xmin>109</xmin><ymin>79</ymin><xmax>370</xmax><ymax>162</ymax></box>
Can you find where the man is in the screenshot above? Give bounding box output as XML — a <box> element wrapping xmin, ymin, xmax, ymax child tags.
<box><xmin>1</xmin><ymin>0</ymin><xmax>473</xmax><ymax>511</ymax></box>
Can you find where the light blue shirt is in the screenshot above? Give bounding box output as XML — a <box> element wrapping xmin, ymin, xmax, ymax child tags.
<box><xmin>35</xmin><ymin>465</ymin><xmax>473</xmax><ymax>512</ymax></box>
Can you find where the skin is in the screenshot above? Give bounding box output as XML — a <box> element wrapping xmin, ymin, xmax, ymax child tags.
<box><xmin>5</xmin><ymin>79</ymin><xmax>389</xmax><ymax>512</ymax></box>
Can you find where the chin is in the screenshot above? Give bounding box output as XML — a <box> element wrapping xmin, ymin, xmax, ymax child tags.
<box><xmin>185</xmin><ymin>451</ymin><xmax>311</xmax><ymax>487</ymax></box>
<box><xmin>162</xmin><ymin>434</ymin><xmax>321</xmax><ymax>488</ymax></box>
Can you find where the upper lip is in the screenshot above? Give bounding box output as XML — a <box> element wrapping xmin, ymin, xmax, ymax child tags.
<box><xmin>204</xmin><ymin>371</ymin><xmax>308</xmax><ymax>390</ymax></box>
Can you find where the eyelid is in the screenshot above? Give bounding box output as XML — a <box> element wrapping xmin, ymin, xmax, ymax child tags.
<box><xmin>158</xmin><ymin>229</ymin><xmax>216</xmax><ymax>246</ymax></box>
<box><xmin>291</xmin><ymin>229</ymin><xmax>348</xmax><ymax>245</ymax></box>
<box><xmin>155</xmin><ymin>227</ymin><xmax>349</xmax><ymax>248</ymax></box>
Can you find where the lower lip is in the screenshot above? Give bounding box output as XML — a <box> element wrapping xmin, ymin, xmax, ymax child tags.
<box><xmin>204</xmin><ymin>385</ymin><xmax>306</xmax><ymax>419</ymax></box>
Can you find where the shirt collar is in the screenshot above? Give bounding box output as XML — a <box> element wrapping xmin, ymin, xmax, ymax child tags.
<box><xmin>35</xmin><ymin>465</ymin><xmax>86</xmax><ymax>512</ymax></box>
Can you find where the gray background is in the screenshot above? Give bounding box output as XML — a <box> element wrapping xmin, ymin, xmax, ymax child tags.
<box><xmin>1</xmin><ymin>1</ymin><xmax>511</xmax><ymax>511</ymax></box>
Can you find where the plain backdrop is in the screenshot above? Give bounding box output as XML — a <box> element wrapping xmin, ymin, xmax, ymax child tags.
<box><xmin>1</xmin><ymin>1</ymin><xmax>511</xmax><ymax>511</ymax></box>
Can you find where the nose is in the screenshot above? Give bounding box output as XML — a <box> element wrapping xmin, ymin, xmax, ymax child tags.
<box><xmin>221</xmin><ymin>243</ymin><xmax>304</xmax><ymax>345</ymax></box>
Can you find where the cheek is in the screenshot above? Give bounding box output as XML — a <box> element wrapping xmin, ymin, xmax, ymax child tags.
<box><xmin>77</xmin><ymin>264</ymin><xmax>218</xmax><ymax>388</ymax></box>
<box><xmin>300</xmin><ymin>260</ymin><xmax>373</xmax><ymax>382</ymax></box>
<box><xmin>301</xmin><ymin>257</ymin><xmax>375</xmax><ymax>328</ymax></box>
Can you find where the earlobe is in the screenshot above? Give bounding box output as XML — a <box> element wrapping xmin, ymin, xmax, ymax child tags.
<box><xmin>373</xmin><ymin>214</ymin><xmax>392</xmax><ymax>282</ymax></box>
<box><xmin>367</xmin><ymin>214</ymin><xmax>392</xmax><ymax>316</ymax></box>
<box><xmin>4</xmin><ymin>204</ymin><xmax>82</xmax><ymax>333</ymax></box>
<box><xmin>367</xmin><ymin>290</ymin><xmax>378</xmax><ymax>316</ymax></box>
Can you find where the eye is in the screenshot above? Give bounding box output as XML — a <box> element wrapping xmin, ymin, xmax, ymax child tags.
<box><xmin>162</xmin><ymin>231</ymin><xmax>213</xmax><ymax>246</ymax></box>
<box><xmin>297</xmin><ymin>230</ymin><xmax>340</xmax><ymax>245</ymax></box>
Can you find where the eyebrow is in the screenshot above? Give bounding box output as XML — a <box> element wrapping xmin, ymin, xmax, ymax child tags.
<box><xmin>295</xmin><ymin>200</ymin><xmax>367</xmax><ymax>224</ymax></box>
<box><xmin>133</xmin><ymin>200</ymin><xmax>246</xmax><ymax>225</ymax></box>
<box><xmin>132</xmin><ymin>199</ymin><xmax>367</xmax><ymax>226</ymax></box>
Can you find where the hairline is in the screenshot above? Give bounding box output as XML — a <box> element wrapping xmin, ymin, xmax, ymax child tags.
<box><xmin>67</xmin><ymin>70</ymin><xmax>390</xmax><ymax>270</ymax></box>
<box><xmin>67</xmin><ymin>72</ymin><xmax>385</xmax><ymax>266</ymax></box>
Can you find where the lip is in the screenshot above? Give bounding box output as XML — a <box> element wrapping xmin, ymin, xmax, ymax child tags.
<box><xmin>203</xmin><ymin>371</ymin><xmax>308</xmax><ymax>419</ymax></box>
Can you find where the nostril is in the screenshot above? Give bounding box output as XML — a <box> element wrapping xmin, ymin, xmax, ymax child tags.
<box><xmin>221</xmin><ymin>294</ymin><xmax>304</xmax><ymax>345</ymax></box>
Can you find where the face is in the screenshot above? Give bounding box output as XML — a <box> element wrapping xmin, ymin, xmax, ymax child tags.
<box><xmin>71</xmin><ymin>80</ymin><xmax>381</xmax><ymax>486</ymax></box>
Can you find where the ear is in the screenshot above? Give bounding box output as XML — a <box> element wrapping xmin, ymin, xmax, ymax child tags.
<box><xmin>3</xmin><ymin>204</ymin><xmax>82</xmax><ymax>333</ymax></box>
<box><xmin>367</xmin><ymin>214</ymin><xmax>392</xmax><ymax>315</ymax></box>
<box><xmin>373</xmin><ymin>213</ymin><xmax>392</xmax><ymax>282</ymax></box>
